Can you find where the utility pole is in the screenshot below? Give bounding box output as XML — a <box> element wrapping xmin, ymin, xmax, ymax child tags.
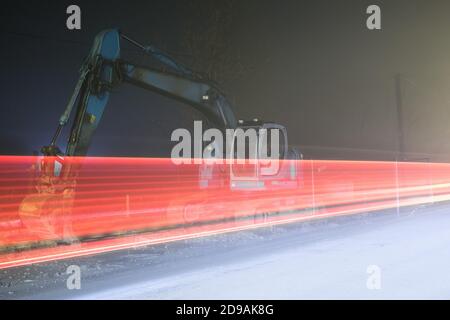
<box><xmin>394</xmin><ymin>74</ymin><xmax>404</xmax><ymax>216</ymax></box>
<box><xmin>395</xmin><ymin>74</ymin><xmax>405</xmax><ymax>160</ymax></box>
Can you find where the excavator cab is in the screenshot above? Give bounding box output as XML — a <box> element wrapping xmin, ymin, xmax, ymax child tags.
<box><xmin>229</xmin><ymin>120</ymin><xmax>299</xmax><ymax>190</ymax></box>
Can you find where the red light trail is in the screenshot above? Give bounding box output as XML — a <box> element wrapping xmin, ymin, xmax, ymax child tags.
<box><xmin>1</xmin><ymin>155</ymin><xmax>449</xmax><ymax>269</ymax></box>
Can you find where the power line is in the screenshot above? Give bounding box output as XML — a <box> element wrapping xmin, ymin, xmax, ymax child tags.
<box><xmin>2</xmin><ymin>30</ymin><xmax>194</xmax><ymax>59</ymax></box>
<box><xmin>2</xmin><ymin>30</ymin><xmax>90</xmax><ymax>46</ymax></box>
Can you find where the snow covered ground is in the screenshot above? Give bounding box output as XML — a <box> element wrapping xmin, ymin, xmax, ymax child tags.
<box><xmin>2</xmin><ymin>203</ymin><xmax>450</xmax><ymax>299</ymax></box>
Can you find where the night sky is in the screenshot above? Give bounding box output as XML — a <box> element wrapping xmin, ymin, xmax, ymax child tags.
<box><xmin>2</xmin><ymin>0</ymin><xmax>450</xmax><ymax>160</ymax></box>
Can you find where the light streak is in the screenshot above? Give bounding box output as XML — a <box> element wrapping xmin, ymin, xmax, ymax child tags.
<box><xmin>0</xmin><ymin>155</ymin><xmax>449</xmax><ymax>269</ymax></box>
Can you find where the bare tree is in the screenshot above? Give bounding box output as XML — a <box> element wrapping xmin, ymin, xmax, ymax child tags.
<box><xmin>179</xmin><ymin>0</ymin><xmax>248</xmax><ymax>91</ymax></box>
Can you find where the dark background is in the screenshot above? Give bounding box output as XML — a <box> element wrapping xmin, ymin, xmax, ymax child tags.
<box><xmin>2</xmin><ymin>0</ymin><xmax>450</xmax><ymax>160</ymax></box>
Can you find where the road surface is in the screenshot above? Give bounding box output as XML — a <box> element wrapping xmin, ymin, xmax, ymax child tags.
<box><xmin>1</xmin><ymin>203</ymin><xmax>450</xmax><ymax>299</ymax></box>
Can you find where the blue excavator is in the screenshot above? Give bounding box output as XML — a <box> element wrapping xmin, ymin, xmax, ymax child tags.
<box><xmin>43</xmin><ymin>29</ymin><xmax>260</xmax><ymax>157</ymax></box>
<box><xmin>38</xmin><ymin>28</ymin><xmax>301</xmax><ymax>183</ymax></box>
<box><xmin>18</xmin><ymin>29</ymin><xmax>300</xmax><ymax>241</ymax></box>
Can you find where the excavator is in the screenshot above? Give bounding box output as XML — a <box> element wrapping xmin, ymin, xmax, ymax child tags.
<box><xmin>39</xmin><ymin>28</ymin><xmax>299</xmax><ymax>185</ymax></box>
<box><xmin>17</xmin><ymin>29</ymin><xmax>300</xmax><ymax>242</ymax></box>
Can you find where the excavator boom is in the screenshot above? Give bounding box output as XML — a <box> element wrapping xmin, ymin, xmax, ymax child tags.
<box><xmin>46</xmin><ymin>29</ymin><xmax>237</xmax><ymax>157</ymax></box>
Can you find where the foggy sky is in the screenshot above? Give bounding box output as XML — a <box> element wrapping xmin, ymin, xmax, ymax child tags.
<box><xmin>2</xmin><ymin>0</ymin><xmax>450</xmax><ymax>160</ymax></box>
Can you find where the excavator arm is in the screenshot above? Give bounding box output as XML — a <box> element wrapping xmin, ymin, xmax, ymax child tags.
<box><xmin>44</xmin><ymin>28</ymin><xmax>237</xmax><ymax>157</ymax></box>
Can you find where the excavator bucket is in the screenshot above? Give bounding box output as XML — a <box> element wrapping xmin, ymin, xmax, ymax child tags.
<box><xmin>18</xmin><ymin>156</ymin><xmax>77</xmax><ymax>242</ymax></box>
